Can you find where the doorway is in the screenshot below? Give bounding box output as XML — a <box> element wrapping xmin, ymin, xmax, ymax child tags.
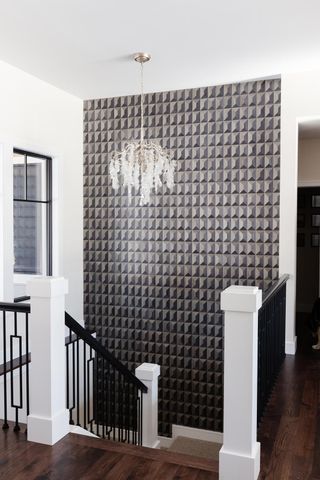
<box><xmin>296</xmin><ymin>123</ymin><xmax>320</xmax><ymax>348</ymax></box>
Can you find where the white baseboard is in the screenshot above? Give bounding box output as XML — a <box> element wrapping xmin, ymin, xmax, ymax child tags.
<box><xmin>285</xmin><ymin>337</ymin><xmax>297</xmax><ymax>355</ymax></box>
<box><xmin>28</xmin><ymin>409</ymin><xmax>69</xmax><ymax>445</ymax></box>
<box><xmin>158</xmin><ymin>425</ymin><xmax>223</xmax><ymax>448</ymax></box>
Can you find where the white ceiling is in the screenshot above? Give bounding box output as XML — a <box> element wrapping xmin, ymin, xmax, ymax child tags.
<box><xmin>0</xmin><ymin>0</ymin><xmax>320</xmax><ymax>99</ymax></box>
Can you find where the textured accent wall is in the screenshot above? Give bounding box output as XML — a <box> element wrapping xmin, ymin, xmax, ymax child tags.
<box><xmin>83</xmin><ymin>78</ymin><xmax>281</xmax><ymax>436</ymax></box>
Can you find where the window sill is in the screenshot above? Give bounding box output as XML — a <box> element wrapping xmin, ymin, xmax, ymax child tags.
<box><xmin>14</xmin><ymin>273</ymin><xmax>45</xmax><ymax>285</ymax></box>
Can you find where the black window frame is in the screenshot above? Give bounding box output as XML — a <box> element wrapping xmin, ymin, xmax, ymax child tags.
<box><xmin>13</xmin><ymin>148</ymin><xmax>53</xmax><ymax>276</ymax></box>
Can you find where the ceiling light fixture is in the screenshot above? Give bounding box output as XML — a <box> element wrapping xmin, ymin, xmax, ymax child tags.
<box><xmin>109</xmin><ymin>52</ymin><xmax>176</xmax><ymax>205</ymax></box>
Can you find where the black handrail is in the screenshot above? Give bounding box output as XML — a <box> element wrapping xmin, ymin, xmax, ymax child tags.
<box><xmin>262</xmin><ymin>274</ymin><xmax>290</xmax><ymax>304</ymax></box>
<box><xmin>65</xmin><ymin>312</ymin><xmax>147</xmax><ymax>393</ymax></box>
<box><xmin>14</xmin><ymin>296</ymin><xmax>31</xmax><ymax>304</ymax></box>
<box><xmin>0</xmin><ymin>302</ymin><xmax>30</xmax><ymax>313</ymax></box>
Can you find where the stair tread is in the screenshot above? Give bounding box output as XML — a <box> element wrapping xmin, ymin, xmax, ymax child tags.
<box><xmin>69</xmin><ymin>433</ymin><xmax>219</xmax><ymax>472</ymax></box>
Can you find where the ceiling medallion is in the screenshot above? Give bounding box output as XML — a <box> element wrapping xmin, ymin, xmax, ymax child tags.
<box><xmin>109</xmin><ymin>53</ymin><xmax>176</xmax><ymax>205</ymax></box>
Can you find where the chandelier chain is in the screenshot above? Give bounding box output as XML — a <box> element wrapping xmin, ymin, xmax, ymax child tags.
<box><xmin>140</xmin><ymin>62</ymin><xmax>144</xmax><ymax>145</ymax></box>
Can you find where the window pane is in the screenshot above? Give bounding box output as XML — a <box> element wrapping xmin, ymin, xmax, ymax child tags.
<box><xmin>26</xmin><ymin>156</ymin><xmax>47</xmax><ymax>201</ymax></box>
<box><xmin>13</xmin><ymin>153</ymin><xmax>26</xmax><ymax>200</ymax></box>
<box><xmin>14</xmin><ymin>201</ymin><xmax>47</xmax><ymax>275</ymax></box>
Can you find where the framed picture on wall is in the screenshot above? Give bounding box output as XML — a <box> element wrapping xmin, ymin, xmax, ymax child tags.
<box><xmin>312</xmin><ymin>215</ymin><xmax>320</xmax><ymax>227</ymax></box>
<box><xmin>311</xmin><ymin>234</ymin><xmax>320</xmax><ymax>247</ymax></box>
<box><xmin>297</xmin><ymin>214</ymin><xmax>305</xmax><ymax>228</ymax></box>
<box><xmin>312</xmin><ymin>195</ymin><xmax>320</xmax><ymax>208</ymax></box>
<box><xmin>297</xmin><ymin>233</ymin><xmax>305</xmax><ymax>247</ymax></box>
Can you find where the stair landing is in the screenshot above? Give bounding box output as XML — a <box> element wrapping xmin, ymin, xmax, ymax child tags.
<box><xmin>0</xmin><ymin>429</ymin><xmax>219</xmax><ymax>479</ymax></box>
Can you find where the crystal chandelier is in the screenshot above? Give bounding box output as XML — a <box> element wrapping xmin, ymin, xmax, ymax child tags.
<box><xmin>109</xmin><ymin>53</ymin><xmax>176</xmax><ymax>206</ymax></box>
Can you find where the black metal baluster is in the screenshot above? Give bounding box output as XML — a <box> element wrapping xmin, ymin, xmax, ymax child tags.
<box><xmin>117</xmin><ymin>374</ymin><xmax>122</xmax><ymax>442</ymax></box>
<box><xmin>2</xmin><ymin>311</ymin><xmax>8</xmax><ymax>430</ymax></box>
<box><xmin>76</xmin><ymin>336</ymin><xmax>80</xmax><ymax>426</ymax></box>
<box><xmin>25</xmin><ymin>312</ymin><xmax>29</xmax><ymax>418</ymax></box>
<box><xmin>120</xmin><ymin>374</ymin><xmax>123</xmax><ymax>442</ymax></box>
<box><xmin>87</xmin><ymin>347</ymin><xmax>94</xmax><ymax>434</ymax></box>
<box><xmin>101</xmin><ymin>357</ymin><xmax>105</xmax><ymax>439</ymax></box>
<box><xmin>134</xmin><ymin>385</ymin><xmax>138</xmax><ymax>445</ymax></box>
<box><xmin>117</xmin><ymin>372</ymin><xmax>121</xmax><ymax>442</ymax></box>
<box><xmin>83</xmin><ymin>340</ymin><xmax>87</xmax><ymax>429</ymax></box>
<box><xmin>106</xmin><ymin>363</ymin><xmax>112</xmax><ymax>440</ymax></box>
<box><xmin>113</xmin><ymin>368</ymin><xmax>116</xmax><ymax>441</ymax></box>
<box><xmin>11</xmin><ymin>312</ymin><xmax>21</xmax><ymax>432</ymax></box>
<box><xmin>95</xmin><ymin>354</ymin><xmax>99</xmax><ymax>437</ymax></box>
<box><xmin>137</xmin><ymin>392</ymin><xmax>141</xmax><ymax>445</ymax></box>
<box><xmin>130</xmin><ymin>383</ymin><xmax>134</xmax><ymax>445</ymax></box>
<box><xmin>18</xmin><ymin>327</ymin><xmax>23</xmax><ymax>432</ymax></box>
<box><xmin>125</xmin><ymin>381</ymin><xmax>129</xmax><ymax>443</ymax></box>
<box><xmin>131</xmin><ymin>383</ymin><xmax>135</xmax><ymax>445</ymax></box>
<box><xmin>140</xmin><ymin>390</ymin><xmax>143</xmax><ymax>446</ymax></box>
<box><xmin>66</xmin><ymin>340</ymin><xmax>70</xmax><ymax>419</ymax></box>
<box><xmin>69</xmin><ymin>338</ymin><xmax>75</xmax><ymax>425</ymax></box>
<box><xmin>128</xmin><ymin>382</ymin><xmax>131</xmax><ymax>444</ymax></box>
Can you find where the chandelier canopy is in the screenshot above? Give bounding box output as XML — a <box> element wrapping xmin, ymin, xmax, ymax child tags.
<box><xmin>109</xmin><ymin>53</ymin><xmax>176</xmax><ymax>206</ymax></box>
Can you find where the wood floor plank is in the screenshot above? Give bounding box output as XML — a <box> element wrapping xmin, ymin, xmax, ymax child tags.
<box><xmin>310</xmin><ymin>404</ymin><xmax>320</xmax><ymax>478</ymax></box>
<box><xmin>102</xmin><ymin>453</ymin><xmax>148</xmax><ymax>480</ymax></box>
<box><xmin>195</xmin><ymin>470</ymin><xmax>219</xmax><ymax>480</ymax></box>
<box><xmin>80</xmin><ymin>451</ymin><xmax>125</xmax><ymax>480</ymax></box>
<box><xmin>152</xmin><ymin>461</ymin><xmax>181</xmax><ymax>479</ymax></box>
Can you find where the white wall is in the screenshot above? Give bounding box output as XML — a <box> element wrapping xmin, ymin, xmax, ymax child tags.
<box><xmin>280</xmin><ymin>70</ymin><xmax>320</xmax><ymax>354</ymax></box>
<box><xmin>0</xmin><ymin>59</ymin><xmax>83</xmax><ymax>321</ymax></box>
<box><xmin>298</xmin><ymin>138</ymin><xmax>320</xmax><ymax>186</ymax></box>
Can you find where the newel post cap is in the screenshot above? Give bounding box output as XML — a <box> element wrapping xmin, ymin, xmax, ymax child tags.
<box><xmin>27</xmin><ymin>277</ymin><xmax>68</xmax><ymax>298</ymax></box>
<box><xmin>221</xmin><ymin>285</ymin><xmax>262</xmax><ymax>313</ymax></box>
<box><xmin>135</xmin><ymin>363</ymin><xmax>160</xmax><ymax>381</ymax></box>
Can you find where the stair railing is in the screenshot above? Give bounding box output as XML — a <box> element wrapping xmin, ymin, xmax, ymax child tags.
<box><xmin>0</xmin><ymin>278</ymin><xmax>160</xmax><ymax>448</ymax></box>
<box><xmin>257</xmin><ymin>274</ymin><xmax>289</xmax><ymax>424</ymax></box>
<box><xmin>65</xmin><ymin>312</ymin><xmax>147</xmax><ymax>445</ymax></box>
<box><xmin>219</xmin><ymin>275</ymin><xmax>290</xmax><ymax>480</ymax></box>
<box><xmin>0</xmin><ymin>300</ymin><xmax>30</xmax><ymax>431</ymax></box>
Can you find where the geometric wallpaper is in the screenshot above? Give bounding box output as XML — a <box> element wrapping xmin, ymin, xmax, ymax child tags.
<box><xmin>83</xmin><ymin>78</ymin><xmax>281</xmax><ymax>436</ymax></box>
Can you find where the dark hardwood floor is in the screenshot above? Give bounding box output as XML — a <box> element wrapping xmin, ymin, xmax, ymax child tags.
<box><xmin>258</xmin><ymin>313</ymin><xmax>320</xmax><ymax>479</ymax></box>
<box><xmin>0</xmin><ymin>428</ymin><xmax>218</xmax><ymax>479</ymax></box>
<box><xmin>1</xmin><ymin>314</ymin><xmax>319</xmax><ymax>479</ymax></box>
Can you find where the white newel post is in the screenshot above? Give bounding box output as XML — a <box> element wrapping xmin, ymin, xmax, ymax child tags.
<box><xmin>27</xmin><ymin>277</ymin><xmax>69</xmax><ymax>445</ymax></box>
<box><xmin>135</xmin><ymin>363</ymin><xmax>160</xmax><ymax>448</ymax></box>
<box><xmin>219</xmin><ymin>285</ymin><xmax>262</xmax><ymax>480</ymax></box>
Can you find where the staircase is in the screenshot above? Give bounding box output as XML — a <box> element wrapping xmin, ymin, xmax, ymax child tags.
<box><xmin>0</xmin><ymin>278</ymin><xmax>157</xmax><ymax>448</ymax></box>
<box><xmin>65</xmin><ymin>311</ymin><xmax>147</xmax><ymax>443</ymax></box>
<box><xmin>0</xmin><ymin>274</ymin><xmax>291</xmax><ymax>480</ymax></box>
